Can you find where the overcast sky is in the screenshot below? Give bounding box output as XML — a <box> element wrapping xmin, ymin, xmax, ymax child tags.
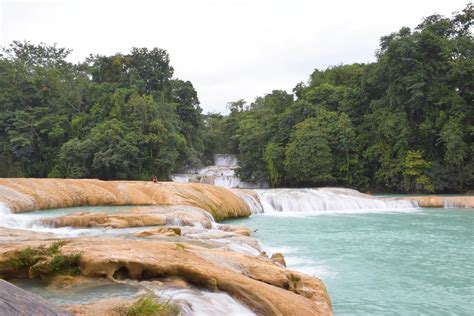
<box><xmin>0</xmin><ymin>0</ymin><xmax>469</xmax><ymax>113</ymax></box>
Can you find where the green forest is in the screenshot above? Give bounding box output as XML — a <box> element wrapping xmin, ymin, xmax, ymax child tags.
<box><xmin>0</xmin><ymin>5</ymin><xmax>472</xmax><ymax>193</ymax></box>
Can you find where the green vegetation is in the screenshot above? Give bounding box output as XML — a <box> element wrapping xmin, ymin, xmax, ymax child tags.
<box><xmin>0</xmin><ymin>43</ymin><xmax>207</xmax><ymax>180</ymax></box>
<box><xmin>175</xmin><ymin>243</ymin><xmax>186</xmax><ymax>250</ymax></box>
<box><xmin>207</xmin><ymin>5</ymin><xmax>473</xmax><ymax>193</ymax></box>
<box><xmin>0</xmin><ymin>4</ymin><xmax>471</xmax><ymax>193</ymax></box>
<box><xmin>119</xmin><ymin>294</ymin><xmax>180</xmax><ymax>316</ymax></box>
<box><xmin>0</xmin><ymin>241</ymin><xmax>82</xmax><ymax>279</ymax></box>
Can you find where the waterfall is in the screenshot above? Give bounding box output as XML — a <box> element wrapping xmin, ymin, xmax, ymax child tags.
<box><xmin>243</xmin><ymin>188</ymin><xmax>418</xmax><ymax>215</ymax></box>
<box><xmin>214</xmin><ymin>154</ymin><xmax>239</xmax><ymax>167</ymax></box>
<box><xmin>171</xmin><ymin>154</ymin><xmax>268</xmax><ymax>189</ymax></box>
<box><xmin>0</xmin><ymin>203</ymin><xmax>40</xmax><ymax>229</ymax></box>
<box><xmin>232</xmin><ymin>190</ymin><xmax>264</xmax><ymax>214</ymax></box>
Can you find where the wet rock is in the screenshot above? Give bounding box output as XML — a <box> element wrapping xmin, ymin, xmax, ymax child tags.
<box><xmin>0</xmin><ymin>233</ymin><xmax>332</xmax><ymax>316</ymax></box>
<box><xmin>271</xmin><ymin>253</ymin><xmax>287</xmax><ymax>267</ymax></box>
<box><xmin>42</xmin><ymin>206</ymin><xmax>215</xmax><ymax>229</ymax></box>
<box><xmin>43</xmin><ymin>212</ymin><xmax>167</xmax><ymax>229</ymax></box>
<box><xmin>135</xmin><ymin>227</ymin><xmax>181</xmax><ymax>237</ymax></box>
<box><xmin>216</xmin><ymin>223</ymin><xmax>252</xmax><ymax>236</ymax></box>
<box><xmin>401</xmin><ymin>196</ymin><xmax>474</xmax><ymax>208</ymax></box>
<box><xmin>0</xmin><ymin>279</ymin><xmax>72</xmax><ymax>315</ymax></box>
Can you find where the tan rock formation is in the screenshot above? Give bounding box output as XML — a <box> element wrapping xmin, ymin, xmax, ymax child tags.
<box><xmin>271</xmin><ymin>253</ymin><xmax>287</xmax><ymax>267</ymax></box>
<box><xmin>0</xmin><ymin>231</ymin><xmax>332</xmax><ymax>316</ymax></box>
<box><xmin>0</xmin><ymin>178</ymin><xmax>251</xmax><ymax>220</ymax></box>
<box><xmin>42</xmin><ymin>205</ymin><xmax>214</xmax><ymax>229</ymax></box>
<box><xmin>135</xmin><ymin>227</ymin><xmax>181</xmax><ymax>237</ymax></box>
<box><xmin>402</xmin><ymin>195</ymin><xmax>474</xmax><ymax>208</ymax></box>
<box><xmin>44</xmin><ymin>212</ymin><xmax>167</xmax><ymax>229</ymax></box>
<box><xmin>216</xmin><ymin>223</ymin><xmax>252</xmax><ymax>236</ymax></box>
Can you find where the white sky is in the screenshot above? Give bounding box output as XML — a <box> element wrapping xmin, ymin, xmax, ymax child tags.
<box><xmin>0</xmin><ymin>0</ymin><xmax>469</xmax><ymax>113</ymax></box>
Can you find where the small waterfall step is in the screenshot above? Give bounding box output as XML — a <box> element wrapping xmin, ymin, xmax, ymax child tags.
<box><xmin>252</xmin><ymin>188</ymin><xmax>418</xmax><ymax>214</ymax></box>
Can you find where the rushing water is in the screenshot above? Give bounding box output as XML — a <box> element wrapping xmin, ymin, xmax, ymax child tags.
<box><xmin>2</xmin><ymin>188</ymin><xmax>473</xmax><ymax>315</ymax></box>
<box><xmin>171</xmin><ymin>154</ymin><xmax>268</xmax><ymax>188</ymax></box>
<box><xmin>10</xmin><ymin>279</ymin><xmax>141</xmax><ymax>305</ymax></box>
<box><xmin>227</xmin><ymin>208</ymin><xmax>474</xmax><ymax>315</ymax></box>
<box><xmin>252</xmin><ymin>188</ymin><xmax>417</xmax><ymax>214</ymax></box>
<box><xmin>1</xmin><ymin>203</ymin><xmax>259</xmax><ymax>315</ymax></box>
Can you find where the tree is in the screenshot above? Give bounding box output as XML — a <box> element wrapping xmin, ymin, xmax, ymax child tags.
<box><xmin>402</xmin><ymin>150</ymin><xmax>434</xmax><ymax>193</ymax></box>
<box><xmin>284</xmin><ymin>119</ymin><xmax>334</xmax><ymax>186</ymax></box>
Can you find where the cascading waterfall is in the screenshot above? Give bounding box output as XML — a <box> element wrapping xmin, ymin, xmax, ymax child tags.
<box><xmin>171</xmin><ymin>154</ymin><xmax>268</xmax><ymax>189</ymax></box>
<box><xmin>243</xmin><ymin>188</ymin><xmax>418</xmax><ymax>215</ymax></box>
<box><xmin>117</xmin><ymin>280</ymin><xmax>256</xmax><ymax>316</ymax></box>
<box><xmin>214</xmin><ymin>154</ymin><xmax>239</xmax><ymax>167</ymax></box>
<box><xmin>232</xmin><ymin>190</ymin><xmax>264</xmax><ymax>214</ymax></box>
<box><xmin>0</xmin><ymin>203</ymin><xmax>40</xmax><ymax>229</ymax></box>
<box><xmin>158</xmin><ymin>288</ymin><xmax>255</xmax><ymax>316</ymax></box>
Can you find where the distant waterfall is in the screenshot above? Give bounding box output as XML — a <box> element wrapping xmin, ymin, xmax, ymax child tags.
<box><xmin>171</xmin><ymin>154</ymin><xmax>268</xmax><ymax>189</ymax></box>
<box><xmin>214</xmin><ymin>154</ymin><xmax>239</xmax><ymax>167</ymax></box>
<box><xmin>246</xmin><ymin>188</ymin><xmax>418</xmax><ymax>214</ymax></box>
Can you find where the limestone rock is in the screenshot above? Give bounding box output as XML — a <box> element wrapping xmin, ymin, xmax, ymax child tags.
<box><xmin>271</xmin><ymin>253</ymin><xmax>287</xmax><ymax>267</ymax></box>
<box><xmin>0</xmin><ymin>231</ymin><xmax>332</xmax><ymax>316</ymax></box>
<box><xmin>0</xmin><ymin>178</ymin><xmax>251</xmax><ymax>220</ymax></box>
<box><xmin>135</xmin><ymin>227</ymin><xmax>181</xmax><ymax>237</ymax></box>
<box><xmin>216</xmin><ymin>223</ymin><xmax>252</xmax><ymax>236</ymax></box>
<box><xmin>401</xmin><ymin>195</ymin><xmax>474</xmax><ymax>208</ymax></box>
<box><xmin>42</xmin><ymin>205</ymin><xmax>215</xmax><ymax>229</ymax></box>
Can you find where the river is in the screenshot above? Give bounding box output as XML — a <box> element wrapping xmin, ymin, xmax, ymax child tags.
<box><xmin>227</xmin><ymin>206</ymin><xmax>473</xmax><ymax>315</ymax></box>
<box><xmin>1</xmin><ymin>184</ymin><xmax>472</xmax><ymax>315</ymax></box>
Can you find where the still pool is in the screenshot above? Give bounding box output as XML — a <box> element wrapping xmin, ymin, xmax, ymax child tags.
<box><xmin>227</xmin><ymin>208</ymin><xmax>474</xmax><ymax>315</ymax></box>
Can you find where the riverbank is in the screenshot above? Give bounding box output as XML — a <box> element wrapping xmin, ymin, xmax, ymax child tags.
<box><xmin>0</xmin><ymin>179</ymin><xmax>333</xmax><ymax>315</ymax></box>
<box><xmin>1</xmin><ymin>179</ymin><xmax>472</xmax><ymax>315</ymax></box>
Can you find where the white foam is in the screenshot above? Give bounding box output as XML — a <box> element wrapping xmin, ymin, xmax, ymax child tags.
<box><xmin>232</xmin><ymin>190</ymin><xmax>264</xmax><ymax>214</ymax></box>
<box><xmin>171</xmin><ymin>155</ymin><xmax>268</xmax><ymax>189</ymax></box>
<box><xmin>265</xmin><ymin>245</ymin><xmax>297</xmax><ymax>255</ymax></box>
<box><xmin>263</xmin><ymin>243</ymin><xmax>336</xmax><ymax>279</ymax></box>
<box><xmin>214</xmin><ymin>154</ymin><xmax>239</xmax><ymax>168</ymax></box>
<box><xmin>154</xmin><ymin>288</ymin><xmax>255</xmax><ymax>316</ymax></box>
<box><xmin>255</xmin><ymin>188</ymin><xmax>418</xmax><ymax>215</ymax></box>
<box><xmin>0</xmin><ymin>203</ymin><xmax>42</xmax><ymax>229</ymax></box>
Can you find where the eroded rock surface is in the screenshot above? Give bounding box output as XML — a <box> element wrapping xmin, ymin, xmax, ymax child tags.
<box><xmin>42</xmin><ymin>205</ymin><xmax>215</xmax><ymax>229</ymax></box>
<box><xmin>0</xmin><ymin>229</ymin><xmax>332</xmax><ymax>316</ymax></box>
<box><xmin>0</xmin><ymin>179</ymin><xmax>333</xmax><ymax>315</ymax></box>
<box><xmin>0</xmin><ymin>178</ymin><xmax>250</xmax><ymax>220</ymax></box>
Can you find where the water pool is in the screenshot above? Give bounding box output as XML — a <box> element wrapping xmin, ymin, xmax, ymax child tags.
<box><xmin>228</xmin><ymin>208</ymin><xmax>474</xmax><ymax>315</ymax></box>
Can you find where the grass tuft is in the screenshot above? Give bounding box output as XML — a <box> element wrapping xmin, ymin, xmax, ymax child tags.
<box><xmin>175</xmin><ymin>243</ymin><xmax>185</xmax><ymax>250</ymax></box>
<box><xmin>125</xmin><ymin>294</ymin><xmax>180</xmax><ymax>316</ymax></box>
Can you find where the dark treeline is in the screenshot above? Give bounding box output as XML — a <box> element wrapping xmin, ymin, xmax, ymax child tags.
<box><xmin>0</xmin><ymin>4</ymin><xmax>472</xmax><ymax>192</ymax></box>
<box><xmin>0</xmin><ymin>43</ymin><xmax>211</xmax><ymax>180</ymax></box>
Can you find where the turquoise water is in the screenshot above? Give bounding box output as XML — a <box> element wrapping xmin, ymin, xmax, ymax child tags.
<box><xmin>18</xmin><ymin>205</ymin><xmax>143</xmax><ymax>218</ymax></box>
<box><xmin>227</xmin><ymin>208</ymin><xmax>474</xmax><ymax>315</ymax></box>
<box><xmin>11</xmin><ymin>279</ymin><xmax>141</xmax><ymax>305</ymax></box>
